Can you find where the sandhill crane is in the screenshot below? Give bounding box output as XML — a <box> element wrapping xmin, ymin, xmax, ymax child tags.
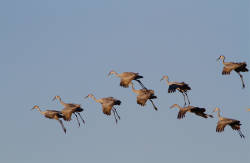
<box><xmin>31</xmin><ymin>105</ymin><xmax>66</xmax><ymax>134</ymax></box>
<box><xmin>170</xmin><ymin>104</ymin><xmax>213</xmax><ymax>119</ymax></box>
<box><xmin>212</xmin><ymin>107</ymin><xmax>245</xmax><ymax>138</ymax></box>
<box><xmin>161</xmin><ymin>75</ymin><xmax>191</xmax><ymax>106</ymax></box>
<box><xmin>108</xmin><ymin>70</ymin><xmax>147</xmax><ymax>89</ymax></box>
<box><xmin>217</xmin><ymin>55</ymin><xmax>248</xmax><ymax>88</ymax></box>
<box><xmin>130</xmin><ymin>82</ymin><xmax>158</xmax><ymax>111</ymax></box>
<box><xmin>53</xmin><ymin>96</ymin><xmax>85</xmax><ymax>127</ymax></box>
<box><xmin>85</xmin><ymin>94</ymin><xmax>121</xmax><ymax>123</ymax></box>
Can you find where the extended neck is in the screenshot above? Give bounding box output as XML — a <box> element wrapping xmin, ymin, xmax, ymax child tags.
<box><xmin>131</xmin><ymin>83</ymin><xmax>140</xmax><ymax>94</ymax></box>
<box><xmin>216</xmin><ymin>109</ymin><xmax>221</xmax><ymax>118</ymax></box>
<box><xmin>164</xmin><ymin>77</ymin><xmax>170</xmax><ymax>85</ymax></box>
<box><xmin>175</xmin><ymin>104</ymin><xmax>182</xmax><ymax>110</ymax></box>
<box><xmin>36</xmin><ymin>108</ymin><xmax>45</xmax><ymax>115</ymax></box>
<box><xmin>90</xmin><ymin>95</ymin><xmax>101</xmax><ymax>103</ymax></box>
<box><xmin>112</xmin><ymin>71</ymin><xmax>120</xmax><ymax>77</ymax></box>
<box><xmin>221</xmin><ymin>57</ymin><xmax>225</xmax><ymax>64</ymax></box>
<box><xmin>57</xmin><ymin>97</ymin><xmax>66</xmax><ymax>106</ymax></box>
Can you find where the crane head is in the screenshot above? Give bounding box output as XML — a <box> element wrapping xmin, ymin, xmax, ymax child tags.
<box><xmin>52</xmin><ymin>95</ymin><xmax>60</xmax><ymax>101</ymax></box>
<box><xmin>212</xmin><ymin>107</ymin><xmax>220</xmax><ymax>113</ymax></box>
<box><xmin>84</xmin><ymin>94</ymin><xmax>94</xmax><ymax>99</ymax></box>
<box><xmin>217</xmin><ymin>55</ymin><xmax>225</xmax><ymax>61</ymax></box>
<box><xmin>170</xmin><ymin>104</ymin><xmax>178</xmax><ymax>109</ymax></box>
<box><xmin>31</xmin><ymin>105</ymin><xmax>39</xmax><ymax>110</ymax></box>
<box><xmin>160</xmin><ymin>75</ymin><xmax>168</xmax><ymax>81</ymax></box>
<box><xmin>108</xmin><ymin>70</ymin><xmax>116</xmax><ymax>76</ymax></box>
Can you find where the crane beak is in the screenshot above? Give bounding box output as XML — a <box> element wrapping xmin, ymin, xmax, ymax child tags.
<box><xmin>31</xmin><ymin>106</ymin><xmax>36</xmax><ymax>110</ymax></box>
<box><xmin>84</xmin><ymin>96</ymin><xmax>89</xmax><ymax>99</ymax></box>
<box><xmin>160</xmin><ymin>77</ymin><xmax>164</xmax><ymax>81</ymax></box>
<box><xmin>216</xmin><ymin>57</ymin><xmax>220</xmax><ymax>61</ymax></box>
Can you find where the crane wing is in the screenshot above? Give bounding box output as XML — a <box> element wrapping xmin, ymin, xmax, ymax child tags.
<box><xmin>177</xmin><ymin>109</ymin><xmax>188</xmax><ymax>119</ymax></box>
<box><xmin>168</xmin><ymin>84</ymin><xmax>179</xmax><ymax>93</ymax></box>
<box><xmin>216</xmin><ymin>119</ymin><xmax>234</xmax><ymax>132</ymax></box>
<box><xmin>222</xmin><ymin>66</ymin><xmax>233</xmax><ymax>75</ymax></box>
<box><xmin>101</xmin><ymin>102</ymin><xmax>113</xmax><ymax>115</ymax></box>
<box><xmin>190</xmin><ymin>107</ymin><xmax>211</xmax><ymax>118</ymax></box>
<box><xmin>137</xmin><ymin>93</ymin><xmax>150</xmax><ymax>106</ymax></box>
<box><xmin>61</xmin><ymin>108</ymin><xmax>74</xmax><ymax>121</ymax></box>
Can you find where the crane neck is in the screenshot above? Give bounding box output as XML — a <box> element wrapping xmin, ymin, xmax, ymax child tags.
<box><xmin>175</xmin><ymin>104</ymin><xmax>182</xmax><ymax>110</ymax></box>
<box><xmin>165</xmin><ymin>78</ymin><xmax>170</xmax><ymax>85</ymax></box>
<box><xmin>112</xmin><ymin>71</ymin><xmax>120</xmax><ymax>77</ymax></box>
<box><xmin>131</xmin><ymin>83</ymin><xmax>140</xmax><ymax>94</ymax></box>
<box><xmin>216</xmin><ymin>109</ymin><xmax>221</xmax><ymax>118</ymax></box>
<box><xmin>36</xmin><ymin>108</ymin><xmax>45</xmax><ymax>115</ymax></box>
<box><xmin>57</xmin><ymin>97</ymin><xmax>67</xmax><ymax>106</ymax></box>
<box><xmin>221</xmin><ymin>57</ymin><xmax>226</xmax><ymax>65</ymax></box>
<box><xmin>90</xmin><ymin>95</ymin><xmax>101</xmax><ymax>103</ymax></box>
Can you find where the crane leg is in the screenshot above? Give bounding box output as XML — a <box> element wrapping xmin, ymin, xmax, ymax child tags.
<box><xmin>77</xmin><ymin>112</ymin><xmax>85</xmax><ymax>124</ymax></box>
<box><xmin>237</xmin><ymin>72</ymin><xmax>245</xmax><ymax>88</ymax></box>
<box><xmin>112</xmin><ymin>109</ymin><xmax>118</xmax><ymax>124</ymax></box>
<box><xmin>237</xmin><ymin>130</ymin><xmax>245</xmax><ymax>138</ymax></box>
<box><xmin>184</xmin><ymin>92</ymin><xmax>190</xmax><ymax>106</ymax></box>
<box><xmin>74</xmin><ymin>113</ymin><xmax>81</xmax><ymax>127</ymax></box>
<box><xmin>135</xmin><ymin>80</ymin><xmax>147</xmax><ymax>90</ymax></box>
<box><xmin>181</xmin><ymin>93</ymin><xmax>187</xmax><ymax>107</ymax></box>
<box><xmin>149</xmin><ymin>99</ymin><xmax>158</xmax><ymax>111</ymax></box>
<box><xmin>58</xmin><ymin>119</ymin><xmax>67</xmax><ymax>134</ymax></box>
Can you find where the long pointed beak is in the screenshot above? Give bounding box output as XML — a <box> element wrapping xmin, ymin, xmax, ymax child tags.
<box><xmin>84</xmin><ymin>96</ymin><xmax>89</xmax><ymax>99</ymax></box>
<box><xmin>216</xmin><ymin>57</ymin><xmax>220</xmax><ymax>61</ymax></box>
<box><xmin>160</xmin><ymin>77</ymin><xmax>164</xmax><ymax>81</ymax></box>
<box><xmin>31</xmin><ymin>106</ymin><xmax>36</xmax><ymax>110</ymax></box>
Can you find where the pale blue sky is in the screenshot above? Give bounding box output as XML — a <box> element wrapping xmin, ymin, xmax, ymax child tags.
<box><xmin>0</xmin><ymin>0</ymin><xmax>249</xmax><ymax>162</ymax></box>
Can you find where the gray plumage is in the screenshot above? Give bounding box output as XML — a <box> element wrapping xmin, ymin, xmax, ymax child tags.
<box><xmin>53</xmin><ymin>96</ymin><xmax>85</xmax><ymax>127</ymax></box>
<box><xmin>217</xmin><ymin>55</ymin><xmax>248</xmax><ymax>88</ymax></box>
<box><xmin>161</xmin><ymin>75</ymin><xmax>191</xmax><ymax>106</ymax></box>
<box><xmin>213</xmin><ymin>107</ymin><xmax>245</xmax><ymax>138</ymax></box>
<box><xmin>108</xmin><ymin>70</ymin><xmax>146</xmax><ymax>89</ymax></box>
<box><xmin>130</xmin><ymin>82</ymin><xmax>158</xmax><ymax>111</ymax></box>
<box><xmin>31</xmin><ymin>105</ymin><xmax>66</xmax><ymax>134</ymax></box>
<box><xmin>85</xmin><ymin>94</ymin><xmax>121</xmax><ymax>124</ymax></box>
<box><xmin>170</xmin><ymin>104</ymin><xmax>213</xmax><ymax>119</ymax></box>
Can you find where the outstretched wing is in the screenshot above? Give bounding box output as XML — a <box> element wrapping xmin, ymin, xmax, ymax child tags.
<box><xmin>190</xmin><ymin>107</ymin><xmax>210</xmax><ymax>118</ymax></box>
<box><xmin>102</xmin><ymin>101</ymin><xmax>113</xmax><ymax>115</ymax></box>
<box><xmin>177</xmin><ymin>109</ymin><xmax>188</xmax><ymax>119</ymax></box>
<box><xmin>222</xmin><ymin>66</ymin><xmax>233</xmax><ymax>75</ymax></box>
<box><xmin>168</xmin><ymin>84</ymin><xmax>179</xmax><ymax>93</ymax></box>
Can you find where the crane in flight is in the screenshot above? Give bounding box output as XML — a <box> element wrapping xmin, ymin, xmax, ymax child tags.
<box><xmin>161</xmin><ymin>75</ymin><xmax>191</xmax><ymax>106</ymax></box>
<box><xmin>130</xmin><ymin>82</ymin><xmax>158</xmax><ymax>111</ymax></box>
<box><xmin>53</xmin><ymin>96</ymin><xmax>85</xmax><ymax>127</ymax></box>
<box><xmin>85</xmin><ymin>94</ymin><xmax>122</xmax><ymax>124</ymax></box>
<box><xmin>31</xmin><ymin>105</ymin><xmax>67</xmax><ymax>134</ymax></box>
<box><xmin>212</xmin><ymin>107</ymin><xmax>245</xmax><ymax>138</ymax></box>
<box><xmin>217</xmin><ymin>55</ymin><xmax>248</xmax><ymax>88</ymax></box>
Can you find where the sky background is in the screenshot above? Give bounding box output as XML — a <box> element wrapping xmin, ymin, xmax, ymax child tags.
<box><xmin>0</xmin><ymin>0</ymin><xmax>249</xmax><ymax>162</ymax></box>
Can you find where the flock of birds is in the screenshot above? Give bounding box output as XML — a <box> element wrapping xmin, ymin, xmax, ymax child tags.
<box><xmin>32</xmin><ymin>55</ymin><xmax>248</xmax><ymax>138</ymax></box>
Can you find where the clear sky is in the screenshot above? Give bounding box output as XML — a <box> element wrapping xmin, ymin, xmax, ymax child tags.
<box><xmin>0</xmin><ymin>0</ymin><xmax>249</xmax><ymax>162</ymax></box>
